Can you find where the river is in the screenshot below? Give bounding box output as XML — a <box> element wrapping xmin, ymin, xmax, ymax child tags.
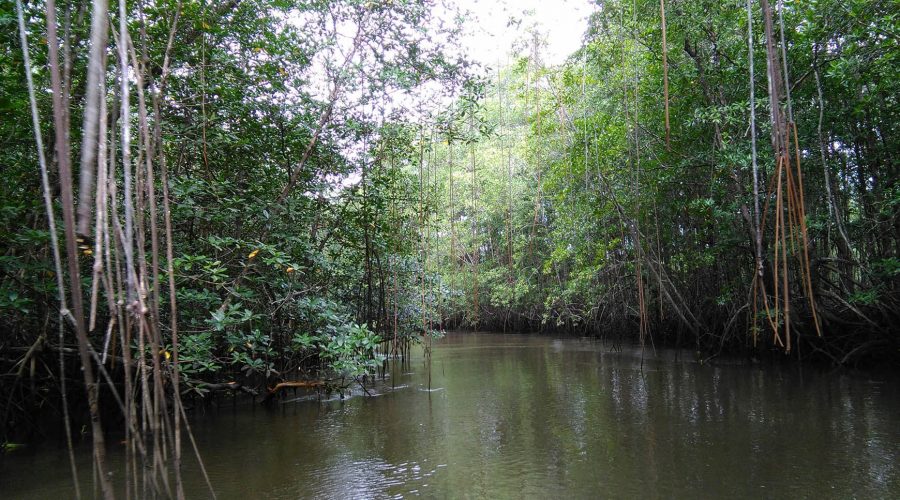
<box><xmin>3</xmin><ymin>333</ymin><xmax>899</xmax><ymax>498</ymax></box>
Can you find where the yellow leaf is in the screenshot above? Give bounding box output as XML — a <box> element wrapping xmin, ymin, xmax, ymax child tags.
<box><xmin>164</xmin><ymin>351</ymin><xmax>171</xmax><ymax>361</ymax></box>
<box><xmin>248</xmin><ymin>249</ymin><xmax>260</xmax><ymax>260</ymax></box>
<box><xmin>83</xmin><ymin>249</ymin><xmax>93</xmax><ymax>256</ymax></box>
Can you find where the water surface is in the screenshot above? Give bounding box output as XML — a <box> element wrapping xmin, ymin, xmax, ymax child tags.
<box><xmin>3</xmin><ymin>333</ymin><xmax>899</xmax><ymax>498</ymax></box>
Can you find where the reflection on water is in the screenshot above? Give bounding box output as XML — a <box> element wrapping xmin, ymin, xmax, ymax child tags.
<box><xmin>3</xmin><ymin>333</ymin><xmax>899</xmax><ymax>498</ymax></box>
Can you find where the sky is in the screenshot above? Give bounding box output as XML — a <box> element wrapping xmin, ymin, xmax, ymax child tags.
<box><xmin>329</xmin><ymin>0</ymin><xmax>596</xmax><ymax>190</ymax></box>
<box><xmin>455</xmin><ymin>0</ymin><xmax>595</xmax><ymax>68</ymax></box>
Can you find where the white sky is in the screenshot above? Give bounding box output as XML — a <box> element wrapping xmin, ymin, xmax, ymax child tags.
<box><xmin>327</xmin><ymin>0</ymin><xmax>596</xmax><ymax>190</ymax></box>
<box><xmin>455</xmin><ymin>0</ymin><xmax>595</xmax><ymax>68</ymax></box>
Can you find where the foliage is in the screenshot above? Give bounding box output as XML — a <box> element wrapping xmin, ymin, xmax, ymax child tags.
<box><xmin>424</xmin><ymin>0</ymin><xmax>898</xmax><ymax>362</ymax></box>
<box><xmin>0</xmin><ymin>0</ymin><xmax>474</xmax><ymax>444</ymax></box>
<box><xmin>0</xmin><ymin>0</ymin><xmax>897</xmax><ymax>450</ymax></box>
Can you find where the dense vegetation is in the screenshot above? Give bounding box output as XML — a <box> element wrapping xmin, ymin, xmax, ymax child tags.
<box><xmin>0</xmin><ymin>0</ymin><xmax>897</xmax><ymax>496</ymax></box>
<box><xmin>428</xmin><ymin>0</ymin><xmax>898</xmax><ymax>363</ymax></box>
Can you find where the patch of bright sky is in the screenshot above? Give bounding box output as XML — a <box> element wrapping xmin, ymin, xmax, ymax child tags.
<box><xmin>455</xmin><ymin>0</ymin><xmax>594</xmax><ymax>68</ymax></box>
<box><xmin>329</xmin><ymin>0</ymin><xmax>595</xmax><ymax>191</ymax></box>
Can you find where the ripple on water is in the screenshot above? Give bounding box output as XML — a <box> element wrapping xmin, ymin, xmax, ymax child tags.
<box><xmin>292</xmin><ymin>455</ymin><xmax>445</xmax><ymax>499</ymax></box>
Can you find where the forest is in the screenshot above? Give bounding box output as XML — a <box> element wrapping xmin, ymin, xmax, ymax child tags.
<box><xmin>0</xmin><ymin>0</ymin><xmax>898</xmax><ymax>497</ymax></box>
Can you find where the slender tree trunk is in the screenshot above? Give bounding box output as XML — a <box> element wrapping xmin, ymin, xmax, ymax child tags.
<box><xmin>46</xmin><ymin>1</ymin><xmax>113</xmax><ymax>497</ymax></box>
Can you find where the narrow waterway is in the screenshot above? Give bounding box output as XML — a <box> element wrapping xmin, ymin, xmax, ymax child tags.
<box><xmin>3</xmin><ymin>333</ymin><xmax>899</xmax><ymax>498</ymax></box>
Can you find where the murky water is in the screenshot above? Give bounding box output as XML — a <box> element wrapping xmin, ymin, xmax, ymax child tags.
<box><xmin>3</xmin><ymin>333</ymin><xmax>899</xmax><ymax>498</ymax></box>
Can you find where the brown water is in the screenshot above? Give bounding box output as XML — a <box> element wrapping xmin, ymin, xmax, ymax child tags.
<box><xmin>3</xmin><ymin>333</ymin><xmax>899</xmax><ymax>498</ymax></box>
